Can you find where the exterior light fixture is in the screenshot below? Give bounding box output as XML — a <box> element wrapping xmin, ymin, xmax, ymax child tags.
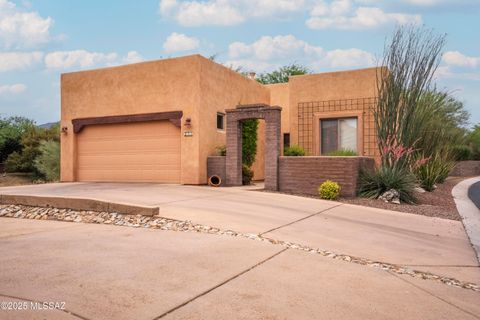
<box><xmin>61</xmin><ymin>126</ymin><xmax>68</xmax><ymax>134</ymax></box>
<box><xmin>184</xmin><ymin>117</ymin><xmax>192</xmax><ymax>128</ymax></box>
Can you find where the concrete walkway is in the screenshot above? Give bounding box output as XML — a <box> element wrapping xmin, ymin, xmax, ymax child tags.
<box><xmin>453</xmin><ymin>176</ymin><xmax>480</xmax><ymax>263</ymax></box>
<box><xmin>1</xmin><ymin>218</ymin><xmax>479</xmax><ymax>320</ymax></box>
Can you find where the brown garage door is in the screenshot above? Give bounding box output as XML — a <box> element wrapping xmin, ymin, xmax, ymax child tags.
<box><xmin>76</xmin><ymin>120</ymin><xmax>181</xmax><ymax>183</ymax></box>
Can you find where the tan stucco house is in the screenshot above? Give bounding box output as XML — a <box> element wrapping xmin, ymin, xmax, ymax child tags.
<box><xmin>61</xmin><ymin>54</ymin><xmax>379</xmax><ymax>185</ymax></box>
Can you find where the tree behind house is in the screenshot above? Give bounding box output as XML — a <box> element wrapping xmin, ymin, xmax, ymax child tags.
<box><xmin>5</xmin><ymin>124</ymin><xmax>60</xmax><ymax>177</ymax></box>
<box><xmin>256</xmin><ymin>64</ymin><xmax>310</xmax><ymax>85</ymax></box>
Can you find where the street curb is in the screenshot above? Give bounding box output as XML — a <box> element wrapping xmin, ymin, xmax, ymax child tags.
<box><xmin>0</xmin><ymin>194</ymin><xmax>159</xmax><ymax>216</ymax></box>
<box><xmin>452</xmin><ymin>176</ymin><xmax>480</xmax><ymax>263</ymax></box>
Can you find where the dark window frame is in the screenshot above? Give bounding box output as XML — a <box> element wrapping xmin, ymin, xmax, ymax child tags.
<box><xmin>283</xmin><ymin>133</ymin><xmax>290</xmax><ymax>149</ymax></box>
<box><xmin>320</xmin><ymin>117</ymin><xmax>358</xmax><ymax>154</ymax></box>
<box><xmin>216</xmin><ymin>112</ymin><xmax>225</xmax><ymax>130</ymax></box>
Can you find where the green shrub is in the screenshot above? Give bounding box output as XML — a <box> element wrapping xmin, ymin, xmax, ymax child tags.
<box><xmin>0</xmin><ymin>116</ymin><xmax>35</xmax><ymax>162</ymax></box>
<box><xmin>242</xmin><ymin>119</ymin><xmax>258</xmax><ymax>167</ymax></box>
<box><xmin>34</xmin><ymin>140</ymin><xmax>60</xmax><ymax>181</ymax></box>
<box><xmin>318</xmin><ymin>180</ymin><xmax>341</xmax><ymax>200</ymax></box>
<box><xmin>451</xmin><ymin>145</ymin><xmax>472</xmax><ymax>161</ymax></box>
<box><xmin>414</xmin><ymin>153</ymin><xmax>455</xmax><ymax>191</ymax></box>
<box><xmin>216</xmin><ymin>145</ymin><xmax>226</xmax><ymax>156</ymax></box>
<box><xmin>324</xmin><ymin>149</ymin><xmax>357</xmax><ymax>156</ymax></box>
<box><xmin>4</xmin><ymin>125</ymin><xmax>59</xmax><ymax>174</ymax></box>
<box><xmin>437</xmin><ymin>160</ymin><xmax>455</xmax><ymax>184</ymax></box>
<box><xmin>284</xmin><ymin>145</ymin><xmax>305</xmax><ymax>156</ymax></box>
<box><xmin>467</xmin><ymin>125</ymin><xmax>480</xmax><ymax>160</ymax></box>
<box><xmin>4</xmin><ymin>151</ymin><xmax>25</xmax><ymax>172</ymax></box>
<box><xmin>241</xmin><ymin>119</ymin><xmax>258</xmax><ymax>185</ymax></box>
<box><xmin>358</xmin><ymin>166</ymin><xmax>417</xmax><ymax>204</ymax></box>
<box><xmin>242</xmin><ymin>164</ymin><xmax>254</xmax><ymax>185</ymax></box>
<box><xmin>414</xmin><ymin>163</ymin><xmax>437</xmax><ymax>192</ymax></box>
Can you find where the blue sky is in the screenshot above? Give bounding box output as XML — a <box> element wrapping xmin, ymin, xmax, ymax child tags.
<box><xmin>0</xmin><ymin>0</ymin><xmax>479</xmax><ymax>125</ymax></box>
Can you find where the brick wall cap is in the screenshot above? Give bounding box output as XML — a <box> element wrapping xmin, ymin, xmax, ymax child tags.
<box><xmin>226</xmin><ymin>105</ymin><xmax>282</xmax><ymax>113</ymax></box>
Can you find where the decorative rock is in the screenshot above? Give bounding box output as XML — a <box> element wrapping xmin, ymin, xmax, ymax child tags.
<box><xmin>414</xmin><ymin>187</ymin><xmax>426</xmax><ymax>193</ymax></box>
<box><xmin>379</xmin><ymin>189</ymin><xmax>401</xmax><ymax>204</ymax></box>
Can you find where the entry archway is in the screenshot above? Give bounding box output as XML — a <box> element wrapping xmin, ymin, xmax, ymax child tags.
<box><xmin>225</xmin><ymin>104</ymin><xmax>281</xmax><ymax>191</ymax></box>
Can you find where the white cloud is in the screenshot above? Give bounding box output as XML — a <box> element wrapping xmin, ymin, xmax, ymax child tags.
<box><xmin>163</xmin><ymin>32</ymin><xmax>199</xmax><ymax>53</ymax></box>
<box><xmin>249</xmin><ymin>0</ymin><xmax>306</xmax><ymax>18</ymax></box>
<box><xmin>403</xmin><ymin>0</ymin><xmax>463</xmax><ymax>6</ymax></box>
<box><xmin>122</xmin><ymin>51</ymin><xmax>144</xmax><ymax>64</ymax></box>
<box><xmin>0</xmin><ymin>83</ymin><xmax>26</xmax><ymax>94</ymax></box>
<box><xmin>434</xmin><ymin>65</ymin><xmax>452</xmax><ymax>79</ymax></box>
<box><xmin>159</xmin><ymin>0</ymin><xmax>178</xmax><ymax>15</ymax></box>
<box><xmin>175</xmin><ymin>1</ymin><xmax>244</xmax><ymax>26</ymax></box>
<box><xmin>45</xmin><ymin>50</ymin><xmax>145</xmax><ymax>69</ymax></box>
<box><xmin>226</xmin><ymin>34</ymin><xmax>374</xmax><ymax>72</ymax></box>
<box><xmin>229</xmin><ymin>35</ymin><xmax>323</xmax><ymax>61</ymax></box>
<box><xmin>306</xmin><ymin>0</ymin><xmax>421</xmax><ymax>29</ymax></box>
<box><xmin>158</xmin><ymin>0</ymin><xmax>305</xmax><ymax>26</ymax></box>
<box><xmin>443</xmin><ymin>51</ymin><xmax>479</xmax><ymax>68</ymax></box>
<box><xmin>0</xmin><ymin>0</ymin><xmax>53</xmax><ymax>48</ymax></box>
<box><xmin>405</xmin><ymin>0</ymin><xmax>439</xmax><ymax>5</ymax></box>
<box><xmin>0</xmin><ymin>51</ymin><xmax>43</xmax><ymax>71</ymax></box>
<box><xmin>158</xmin><ymin>0</ymin><xmax>422</xmax><ymax>28</ymax></box>
<box><xmin>437</xmin><ymin>51</ymin><xmax>480</xmax><ymax>83</ymax></box>
<box><xmin>44</xmin><ymin>50</ymin><xmax>118</xmax><ymax>69</ymax></box>
<box><xmin>223</xmin><ymin>59</ymin><xmax>274</xmax><ymax>73</ymax></box>
<box><xmin>322</xmin><ymin>48</ymin><xmax>375</xmax><ymax>68</ymax></box>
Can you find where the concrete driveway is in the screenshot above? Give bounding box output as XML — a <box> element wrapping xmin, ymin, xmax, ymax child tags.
<box><xmin>1</xmin><ymin>182</ymin><xmax>480</xmax><ymax>319</ymax></box>
<box><xmin>1</xmin><ymin>218</ymin><xmax>480</xmax><ymax>320</ymax></box>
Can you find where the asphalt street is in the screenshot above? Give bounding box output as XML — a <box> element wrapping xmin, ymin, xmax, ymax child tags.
<box><xmin>468</xmin><ymin>181</ymin><xmax>480</xmax><ymax>209</ymax></box>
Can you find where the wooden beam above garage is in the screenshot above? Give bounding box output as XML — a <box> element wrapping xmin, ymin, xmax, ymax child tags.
<box><xmin>72</xmin><ymin>111</ymin><xmax>183</xmax><ymax>133</ymax></box>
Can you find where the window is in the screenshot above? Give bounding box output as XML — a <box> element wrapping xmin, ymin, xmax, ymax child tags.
<box><xmin>283</xmin><ymin>133</ymin><xmax>290</xmax><ymax>149</ymax></box>
<box><xmin>320</xmin><ymin>118</ymin><xmax>357</xmax><ymax>154</ymax></box>
<box><xmin>216</xmin><ymin>113</ymin><xmax>225</xmax><ymax>130</ymax></box>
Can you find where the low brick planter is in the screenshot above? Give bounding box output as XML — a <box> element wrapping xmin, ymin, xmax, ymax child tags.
<box><xmin>207</xmin><ymin>156</ymin><xmax>226</xmax><ymax>186</ymax></box>
<box><xmin>279</xmin><ymin>156</ymin><xmax>375</xmax><ymax>197</ymax></box>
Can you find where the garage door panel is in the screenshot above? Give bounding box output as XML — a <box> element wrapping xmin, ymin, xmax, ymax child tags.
<box><xmin>77</xmin><ymin>169</ymin><xmax>181</xmax><ymax>183</ymax></box>
<box><xmin>78</xmin><ymin>147</ymin><xmax>180</xmax><ymax>158</ymax></box>
<box><xmin>78</xmin><ymin>156</ymin><xmax>181</xmax><ymax>168</ymax></box>
<box><xmin>76</xmin><ymin>121</ymin><xmax>181</xmax><ymax>183</ymax></box>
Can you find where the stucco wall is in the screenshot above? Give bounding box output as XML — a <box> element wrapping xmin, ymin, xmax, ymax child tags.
<box><xmin>198</xmin><ymin>57</ymin><xmax>270</xmax><ymax>183</ymax></box>
<box><xmin>61</xmin><ymin>54</ymin><xmax>271</xmax><ymax>185</ymax></box>
<box><xmin>267</xmin><ymin>83</ymin><xmax>290</xmax><ymax>154</ymax></box>
<box><xmin>251</xmin><ymin>120</ymin><xmax>265</xmax><ymax>180</ymax></box>
<box><xmin>288</xmin><ymin>67</ymin><xmax>380</xmax><ymax>157</ymax></box>
<box><xmin>62</xmin><ymin>55</ymin><xmax>204</xmax><ymax>183</ymax></box>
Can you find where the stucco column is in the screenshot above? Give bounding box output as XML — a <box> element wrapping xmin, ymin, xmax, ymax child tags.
<box><xmin>264</xmin><ymin>108</ymin><xmax>281</xmax><ymax>191</ymax></box>
<box><xmin>226</xmin><ymin>113</ymin><xmax>242</xmax><ymax>186</ymax></box>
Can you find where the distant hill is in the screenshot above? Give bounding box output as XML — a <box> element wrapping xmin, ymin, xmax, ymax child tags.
<box><xmin>38</xmin><ymin>122</ymin><xmax>59</xmax><ymax>129</ymax></box>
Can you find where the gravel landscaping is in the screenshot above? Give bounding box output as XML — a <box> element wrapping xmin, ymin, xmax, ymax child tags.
<box><xmin>0</xmin><ymin>173</ymin><xmax>34</xmax><ymax>187</ymax></box>
<box><xmin>340</xmin><ymin>176</ymin><xmax>464</xmax><ymax>221</ymax></box>
<box><xmin>261</xmin><ymin>176</ymin><xmax>464</xmax><ymax>221</ymax></box>
<box><xmin>1</xmin><ymin>203</ymin><xmax>479</xmax><ymax>293</ymax></box>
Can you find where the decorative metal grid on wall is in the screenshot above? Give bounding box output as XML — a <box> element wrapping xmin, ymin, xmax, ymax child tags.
<box><xmin>298</xmin><ymin>98</ymin><xmax>378</xmax><ymax>157</ymax></box>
